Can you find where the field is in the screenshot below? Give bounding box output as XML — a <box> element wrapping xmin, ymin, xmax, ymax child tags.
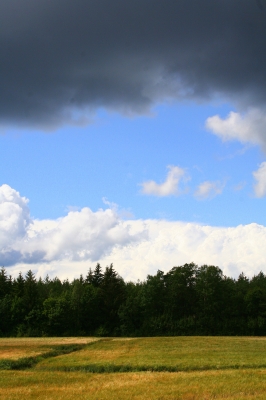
<box><xmin>1</xmin><ymin>337</ymin><xmax>266</xmax><ymax>399</ymax></box>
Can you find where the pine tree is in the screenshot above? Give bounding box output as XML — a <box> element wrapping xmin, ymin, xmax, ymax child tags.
<box><xmin>92</xmin><ymin>263</ymin><xmax>104</xmax><ymax>287</ymax></box>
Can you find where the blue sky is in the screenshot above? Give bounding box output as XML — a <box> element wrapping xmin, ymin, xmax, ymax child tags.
<box><xmin>1</xmin><ymin>0</ymin><xmax>266</xmax><ymax>281</ymax></box>
<box><xmin>1</xmin><ymin>101</ymin><xmax>264</xmax><ymax>226</ymax></box>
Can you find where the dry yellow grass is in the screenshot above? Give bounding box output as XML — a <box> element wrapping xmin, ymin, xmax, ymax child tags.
<box><xmin>1</xmin><ymin>337</ymin><xmax>266</xmax><ymax>399</ymax></box>
<box><xmin>0</xmin><ymin>337</ymin><xmax>98</xmax><ymax>360</ymax></box>
<box><xmin>1</xmin><ymin>369</ymin><xmax>266</xmax><ymax>399</ymax></box>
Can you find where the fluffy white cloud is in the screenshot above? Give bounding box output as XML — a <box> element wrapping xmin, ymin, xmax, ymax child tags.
<box><xmin>205</xmin><ymin>108</ymin><xmax>266</xmax><ymax>149</ymax></box>
<box><xmin>2</xmin><ymin>184</ymin><xmax>266</xmax><ymax>282</ymax></box>
<box><xmin>194</xmin><ymin>180</ymin><xmax>224</xmax><ymax>200</ymax></box>
<box><xmin>253</xmin><ymin>162</ymin><xmax>266</xmax><ymax>198</ymax></box>
<box><xmin>0</xmin><ymin>184</ymin><xmax>147</xmax><ymax>267</ymax></box>
<box><xmin>26</xmin><ymin>208</ymin><xmax>147</xmax><ymax>262</ymax></box>
<box><xmin>88</xmin><ymin>221</ymin><xmax>266</xmax><ymax>282</ymax></box>
<box><xmin>8</xmin><ymin>220</ymin><xmax>266</xmax><ymax>283</ymax></box>
<box><xmin>0</xmin><ymin>184</ymin><xmax>30</xmax><ymax>247</ymax></box>
<box><xmin>140</xmin><ymin>165</ymin><xmax>188</xmax><ymax>196</ymax></box>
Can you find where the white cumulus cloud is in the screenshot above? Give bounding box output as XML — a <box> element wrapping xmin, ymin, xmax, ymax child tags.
<box><xmin>140</xmin><ymin>165</ymin><xmax>188</xmax><ymax>196</ymax></box>
<box><xmin>253</xmin><ymin>162</ymin><xmax>266</xmax><ymax>198</ymax></box>
<box><xmin>0</xmin><ymin>184</ymin><xmax>147</xmax><ymax>267</ymax></box>
<box><xmin>194</xmin><ymin>180</ymin><xmax>224</xmax><ymax>200</ymax></box>
<box><xmin>0</xmin><ymin>184</ymin><xmax>30</xmax><ymax>247</ymax></box>
<box><xmin>205</xmin><ymin>108</ymin><xmax>266</xmax><ymax>149</ymax></box>
<box><xmin>2</xmin><ymin>184</ymin><xmax>266</xmax><ymax>282</ymax></box>
<box><xmin>88</xmin><ymin>221</ymin><xmax>266</xmax><ymax>282</ymax></box>
<box><xmin>9</xmin><ymin>220</ymin><xmax>266</xmax><ymax>283</ymax></box>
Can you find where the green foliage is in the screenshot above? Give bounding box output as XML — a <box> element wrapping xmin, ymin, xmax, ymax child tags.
<box><xmin>1</xmin><ymin>263</ymin><xmax>266</xmax><ymax>336</ymax></box>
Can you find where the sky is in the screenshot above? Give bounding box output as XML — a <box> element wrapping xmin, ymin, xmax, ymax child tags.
<box><xmin>1</xmin><ymin>0</ymin><xmax>266</xmax><ymax>281</ymax></box>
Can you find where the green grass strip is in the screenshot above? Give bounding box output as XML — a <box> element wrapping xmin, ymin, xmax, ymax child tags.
<box><xmin>47</xmin><ymin>363</ymin><xmax>266</xmax><ymax>373</ymax></box>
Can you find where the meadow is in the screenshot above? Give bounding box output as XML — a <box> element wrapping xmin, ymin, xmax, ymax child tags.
<box><xmin>1</xmin><ymin>337</ymin><xmax>266</xmax><ymax>399</ymax></box>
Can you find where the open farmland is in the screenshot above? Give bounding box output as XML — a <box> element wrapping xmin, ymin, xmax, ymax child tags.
<box><xmin>1</xmin><ymin>337</ymin><xmax>266</xmax><ymax>399</ymax></box>
<box><xmin>0</xmin><ymin>337</ymin><xmax>96</xmax><ymax>360</ymax></box>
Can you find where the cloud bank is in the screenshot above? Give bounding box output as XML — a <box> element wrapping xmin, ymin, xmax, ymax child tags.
<box><xmin>1</xmin><ymin>0</ymin><xmax>266</xmax><ymax>129</ymax></box>
<box><xmin>1</xmin><ymin>184</ymin><xmax>266</xmax><ymax>281</ymax></box>
<box><xmin>0</xmin><ymin>184</ymin><xmax>147</xmax><ymax>267</ymax></box>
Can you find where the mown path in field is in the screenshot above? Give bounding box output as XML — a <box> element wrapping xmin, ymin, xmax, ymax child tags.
<box><xmin>1</xmin><ymin>337</ymin><xmax>266</xmax><ymax>373</ymax></box>
<box><xmin>1</xmin><ymin>338</ymin><xmax>266</xmax><ymax>400</ymax></box>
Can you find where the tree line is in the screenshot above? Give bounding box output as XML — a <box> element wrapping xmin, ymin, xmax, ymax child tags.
<box><xmin>0</xmin><ymin>262</ymin><xmax>266</xmax><ymax>337</ymax></box>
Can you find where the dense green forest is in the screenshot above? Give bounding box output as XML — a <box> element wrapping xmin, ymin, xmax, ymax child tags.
<box><xmin>0</xmin><ymin>263</ymin><xmax>266</xmax><ymax>337</ymax></box>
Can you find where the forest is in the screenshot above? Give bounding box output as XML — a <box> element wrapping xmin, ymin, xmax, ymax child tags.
<box><xmin>0</xmin><ymin>262</ymin><xmax>266</xmax><ymax>337</ymax></box>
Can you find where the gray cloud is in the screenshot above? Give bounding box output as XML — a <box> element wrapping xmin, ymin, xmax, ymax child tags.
<box><xmin>0</xmin><ymin>250</ymin><xmax>46</xmax><ymax>267</ymax></box>
<box><xmin>1</xmin><ymin>0</ymin><xmax>266</xmax><ymax>129</ymax></box>
<box><xmin>256</xmin><ymin>0</ymin><xmax>266</xmax><ymax>11</ymax></box>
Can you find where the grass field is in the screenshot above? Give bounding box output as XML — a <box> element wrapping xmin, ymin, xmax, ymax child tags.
<box><xmin>0</xmin><ymin>337</ymin><xmax>96</xmax><ymax>360</ymax></box>
<box><xmin>1</xmin><ymin>337</ymin><xmax>266</xmax><ymax>399</ymax></box>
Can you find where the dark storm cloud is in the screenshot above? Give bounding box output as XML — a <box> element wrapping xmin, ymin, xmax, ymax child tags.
<box><xmin>256</xmin><ymin>0</ymin><xmax>266</xmax><ymax>10</ymax></box>
<box><xmin>1</xmin><ymin>0</ymin><xmax>266</xmax><ymax>129</ymax></box>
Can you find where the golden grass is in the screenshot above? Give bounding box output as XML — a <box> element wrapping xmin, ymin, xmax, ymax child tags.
<box><xmin>0</xmin><ymin>337</ymin><xmax>98</xmax><ymax>360</ymax></box>
<box><xmin>1</xmin><ymin>369</ymin><xmax>266</xmax><ymax>399</ymax></box>
<box><xmin>1</xmin><ymin>337</ymin><xmax>266</xmax><ymax>399</ymax></box>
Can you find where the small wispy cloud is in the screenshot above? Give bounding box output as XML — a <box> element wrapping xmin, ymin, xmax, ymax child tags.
<box><xmin>140</xmin><ymin>165</ymin><xmax>189</xmax><ymax>197</ymax></box>
<box><xmin>194</xmin><ymin>180</ymin><xmax>225</xmax><ymax>200</ymax></box>
<box><xmin>253</xmin><ymin>162</ymin><xmax>266</xmax><ymax>198</ymax></box>
<box><xmin>102</xmin><ymin>197</ymin><xmax>134</xmax><ymax>219</ymax></box>
<box><xmin>233</xmin><ymin>181</ymin><xmax>246</xmax><ymax>192</ymax></box>
<box><xmin>65</xmin><ymin>205</ymin><xmax>81</xmax><ymax>213</ymax></box>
